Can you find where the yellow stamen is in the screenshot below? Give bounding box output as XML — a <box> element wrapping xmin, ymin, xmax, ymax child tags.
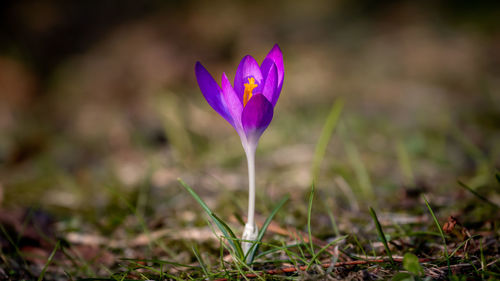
<box><xmin>243</xmin><ymin>77</ymin><xmax>258</xmax><ymax>107</ymax></box>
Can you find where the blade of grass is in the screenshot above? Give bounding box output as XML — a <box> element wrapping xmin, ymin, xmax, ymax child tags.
<box><xmin>307</xmin><ymin>183</ymin><xmax>315</xmax><ymax>255</ymax></box>
<box><xmin>255</xmin><ymin>242</ymin><xmax>307</xmax><ymax>259</ymax></box>
<box><xmin>38</xmin><ymin>240</ymin><xmax>60</xmax><ymax>281</ymax></box>
<box><xmin>414</xmin><ymin>231</ymin><xmax>445</xmax><ymax>238</ymax></box>
<box><xmin>159</xmin><ymin>272</ymin><xmax>184</xmax><ymax>281</ymax></box>
<box><xmin>351</xmin><ymin>234</ymin><xmax>367</xmax><ymax>258</ymax></box>
<box><xmin>135</xmin><ymin>167</ymin><xmax>153</xmax><ymax>227</ymax></box>
<box><xmin>480</xmin><ymin>239</ymin><xmax>485</xmax><ymax>277</ymax></box>
<box><xmin>61</xmin><ymin>244</ymin><xmax>96</xmax><ymax>277</ymax></box>
<box><xmin>451</xmin><ymin>126</ymin><xmax>487</xmax><ymax>162</ymax></box>
<box><xmin>228</xmin><ymin>250</ymin><xmax>265</xmax><ymax>281</ymax></box>
<box><xmin>306</xmin><ymin>235</ymin><xmax>348</xmax><ymax>270</ymax></box>
<box><xmin>231</xmin><ymin>261</ymin><xmax>250</xmax><ymax>281</ymax></box>
<box><xmin>240</xmin><ymin>259</ymin><xmax>265</xmax><ymax>281</ymax></box>
<box><xmin>423</xmin><ymin>195</ymin><xmax>450</xmax><ymax>274</ymax></box>
<box><xmin>212</xmin><ymin>213</ymin><xmax>241</xmax><ymax>243</ymax></box>
<box><xmin>346</xmin><ymin>143</ymin><xmax>375</xmax><ymax>202</ymax></box>
<box><xmin>370</xmin><ymin>240</ymin><xmax>377</xmax><ymax>257</ymax></box>
<box><xmin>451</xmin><ymin>127</ymin><xmax>490</xmax><ymax>188</ymax></box>
<box><xmin>159</xmin><ymin>263</ymin><xmax>164</xmax><ymax>280</ymax></box>
<box><xmin>127</xmin><ymin>261</ymin><xmax>163</xmax><ymax>274</ymax></box>
<box><xmin>157</xmin><ymin>93</ymin><xmax>194</xmax><ymax>159</ymax></box>
<box><xmin>311</xmin><ymin>99</ymin><xmax>344</xmax><ymax>182</ymax></box>
<box><xmin>322</xmin><ymin>197</ymin><xmax>340</xmax><ymax>237</ymax></box>
<box><xmin>119</xmin><ymin>258</ymin><xmax>197</xmax><ymax>269</ymax></box>
<box><xmin>17</xmin><ymin>208</ymin><xmax>35</xmax><ymax>244</ymax></box>
<box><xmin>233</xmin><ymin>212</ymin><xmax>245</xmax><ymax>226</ymax></box>
<box><xmin>251</xmin><ymin>240</ymin><xmax>309</xmax><ymax>265</ymax></box>
<box><xmin>245</xmin><ymin>194</ymin><xmax>289</xmax><ymax>264</ymax></box>
<box><xmin>98</xmin><ymin>265</ymin><xmax>117</xmax><ymax>280</ymax></box>
<box><xmin>192</xmin><ymin>245</ymin><xmax>210</xmax><ymax>279</ymax></box>
<box><xmin>219</xmin><ymin>236</ymin><xmax>225</xmax><ymax>272</ymax></box>
<box><xmin>396</xmin><ymin>140</ymin><xmax>414</xmax><ymax>187</ymax></box>
<box><xmin>369</xmin><ymin>207</ymin><xmax>394</xmax><ymax>264</ymax></box>
<box><xmin>0</xmin><ymin>223</ymin><xmax>32</xmax><ymax>275</ymax></box>
<box><xmin>449</xmin><ymin>235</ymin><xmax>480</xmax><ymax>258</ymax></box>
<box><xmin>458</xmin><ymin>180</ymin><xmax>499</xmax><ymax>209</ymax></box>
<box><xmin>179</xmin><ymin>178</ymin><xmax>244</xmax><ymax>260</ymax></box>
<box><xmin>334</xmin><ymin>176</ymin><xmax>360</xmax><ymax>212</ymax></box>
<box><xmin>281</xmin><ymin>240</ymin><xmax>302</xmax><ymax>270</ymax></box>
<box><xmin>296</xmin><ymin>241</ymin><xmax>308</xmax><ymax>264</ymax></box>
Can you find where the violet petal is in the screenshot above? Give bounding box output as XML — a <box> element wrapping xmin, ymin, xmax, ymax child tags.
<box><xmin>195</xmin><ymin>62</ymin><xmax>233</xmax><ymax>126</ymax></box>
<box><xmin>221</xmin><ymin>72</ymin><xmax>244</xmax><ymax>133</ymax></box>
<box><xmin>234</xmin><ymin>55</ymin><xmax>264</xmax><ymax>103</ymax></box>
<box><xmin>242</xmin><ymin>94</ymin><xmax>274</xmax><ymax>144</ymax></box>
<box><xmin>260</xmin><ymin>44</ymin><xmax>284</xmax><ymax>94</ymax></box>
<box><xmin>262</xmin><ymin>63</ymin><xmax>279</xmax><ymax>106</ymax></box>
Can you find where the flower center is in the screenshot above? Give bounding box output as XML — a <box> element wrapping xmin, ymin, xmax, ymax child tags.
<box><xmin>243</xmin><ymin>77</ymin><xmax>258</xmax><ymax>107</ymax></box>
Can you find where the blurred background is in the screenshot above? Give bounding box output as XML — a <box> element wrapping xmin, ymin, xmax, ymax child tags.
<box><xmin>0</xmin><ymin>0</ymin><xmax>499</xmax><ymax>277</ymax></box>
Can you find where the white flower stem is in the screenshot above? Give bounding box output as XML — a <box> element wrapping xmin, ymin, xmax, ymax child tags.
<box><xmin>242</xmin><ymin>143</ymin><xmax>258</xmax><ymax>256</ymax></box>
<box><xmin>247</xmin><ymin>148</ymin><xmax>256</xmax><ymax>229</ymax></box>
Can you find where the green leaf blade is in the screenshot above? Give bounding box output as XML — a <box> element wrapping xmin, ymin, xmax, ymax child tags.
<box><xmin>403</xmin><ymin>252</ymin><xmax>424</xmax><ymax>276</ymax></box>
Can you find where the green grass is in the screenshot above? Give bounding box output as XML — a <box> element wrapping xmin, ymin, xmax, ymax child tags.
<box><xmin>311</xmin><ymin>99</ymin><xmax>344</xmax><ymax>183</ymax></box>
<box><xmin>3</xmin><ymin>109</ymin><xmax>498</xmax><ymax>279</ymax></box>
<box><xmin>423</xmin><ymin>195</ymin><xmax>450</xmax><ymax>275</ymax></box>
<box><xmin>369</xmin><ymin>207</ymin><xmax>394</xmax><ymax>265</ymax></box>
<box><xmin>37</xmin><ymin>241</ymin><xmax>60</xmax><ymax>281</ymax></box>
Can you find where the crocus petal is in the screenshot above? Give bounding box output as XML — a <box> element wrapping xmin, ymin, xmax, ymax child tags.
<box><xmin>221</xmin><ymin>72</ymin><xmax>244</xmax><ymax>134</ymax></box>
<box><xmin>242</xmin><ymin>94</ymin><xmax>274</xmax><ymax>145</ymax></box>
<box><xmin>195</xmin><ymin>62</ymin><xmax>233</xmax><ymax>126</ymax></box>
<box><xmin>260</xmin><ymin>44</ymin><xmax>284</xmax><ymax>94</ymax></box>
<box><xmin>234</xmin><ymin>55</ymin><xmax>263</xmax><ymax>103</ymax></box>
<box><xmin>261</xmin><ymin>63</ymin><xmax>279</xmax><ymax>106</ymax></box>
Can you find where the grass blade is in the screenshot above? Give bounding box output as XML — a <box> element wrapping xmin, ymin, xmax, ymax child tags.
<box><xmin>233</xmin><ymin>212</ymin><xmax>245</xmax><ymax>226</ymax></box>
<box><xmin>38</xmin><ymin>240</ymin><xmax>60</xmax><ymax>281</ymax></box>
<box><xmin>179</xmin><ymin>178</ymin><xmax>244</xmax><ymax>260</ymax></box>
<box><xmin>449</xmin><ymin>235</ymin><xmax>479</xmax><ymax>258</ymax></box>
<box><xmin>245</xmin><ymin>194</ymin><xmax>289</xmax><ymax>264</ymax></box>
<box><xmin>306</xmin><ymin>235</ymin><xmax>347</xmax><ymax>270</ymax></box>
<box><xmin>281</xmin><ymin>240</ymin><xmax>306</xmax><ymax>268</ymax></box>
<box><xmin>346</xmin><ymin>143</ymin><xmax>374</xmax><ymax>202</ymax></box>
<box><xmin>351</xmin><ymin>234</ymin><xmax>367</xmax><ymax>258</ymax></box>
<box><xmin>369</xmin><ymin>207</ymin><xmax>394</xmax><ymax>264</ymax></box>
<box><xmin>255</xmin><ymin>242</ymin><xmax>307</xmax><ymax>259</ymax></box>
<box><xmin>192</xmin><ymin>245</ymin><xmax>210</xmax><ymax>278</ymax></box>
<box><xmin>0</xmin><ymin>223</ymin><xmax>30</xmax><ymax>272</ymax></box>
<box><xmin>307</xmin><ymin>183</ymin><xmax>315</xmax><ymax>255</ymax></box>
<box><xmin>423</xmin><ymin>195</ymin><xmax>450</xmax><ymax>274</ymax></box>
<box><xmin>119</xmin><ymin>258</ymin><xmax>197</xmax><ymax>268</ymax></box>
<box><xmin>396</xmin><ymin>140</ymin><xmax>414</xmax><ymax>187</ymax></box>
<box><xmin>322</xmin><ymin>197</ymin><xmax>340</xmax><ymax>237</ymax></box>
<box><xmin>458</xmin><ymin>180</ymin><xmax>499</xmax><ymax>209</ymax></box>
<box><xmin>311</xmin><ymin>99</ymin><xmax>344</xmax><ymax>182</ymax></box>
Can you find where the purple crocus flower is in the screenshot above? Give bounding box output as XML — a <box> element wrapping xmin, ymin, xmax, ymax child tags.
<box><xmin>195</xmin><ymin>44</ymin><xmax>284</xmax><ymax>153</ymax></box>
<box><xmin>195</xmin><ymin>44</ymin><xmax>284</xmax><ymax>256</ymax></box>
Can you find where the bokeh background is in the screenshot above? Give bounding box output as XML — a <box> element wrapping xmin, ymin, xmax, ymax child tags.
<box><xmin>0</xmin><ymin>0</ymin><xmax>499</xmax><ymax>278</ymax></box>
